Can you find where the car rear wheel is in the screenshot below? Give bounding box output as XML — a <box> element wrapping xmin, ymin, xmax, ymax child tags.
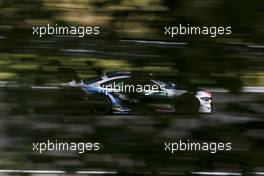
<box><xmin>89</xmin><ymin>94</ymin><xmax>112</xmax><ymax>114</ymax></box>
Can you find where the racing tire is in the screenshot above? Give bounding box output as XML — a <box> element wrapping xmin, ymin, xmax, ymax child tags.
<box><xmin>88</xmin><ymin>94</ymin><xmax>112</xmax><ymax>114</ymax></box>
<box><xmin>175</xmin><ymin>93</ymin><xmax>200</xmax><ymax>114</ymax></box>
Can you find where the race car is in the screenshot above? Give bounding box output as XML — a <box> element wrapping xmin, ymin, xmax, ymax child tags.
<box><xmin>59</xmin><ymin>69</ymin><xmax>213</xmax><ymax>114</ymax></box>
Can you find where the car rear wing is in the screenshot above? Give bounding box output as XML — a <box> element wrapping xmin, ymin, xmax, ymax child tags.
<box><xmin>57</xmin><ymin>67</ymin><xmax>82</xmax><ymax>83</ymax></box>
<box><xmin>104</xmin><ymin>71</ymin><xmax>154</xmax><ymax>78</ymax></box>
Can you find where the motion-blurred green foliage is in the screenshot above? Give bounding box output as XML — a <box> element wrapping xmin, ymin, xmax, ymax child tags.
<box><xmin>0</xmin><ymin>0</ymin><xmax>264</xmax><ymax>89</ymax></box>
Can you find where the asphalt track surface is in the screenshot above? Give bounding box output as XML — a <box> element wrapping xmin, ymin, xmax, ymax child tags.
<box><xmin>0</xmin><ymin>87</ymin><xmax>263</xmax><ymax>175</ymax></box>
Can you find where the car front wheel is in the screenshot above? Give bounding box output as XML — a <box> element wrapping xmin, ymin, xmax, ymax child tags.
<box><xmin>175</xmin><ymin>93</ymin><xmax>200</xmax><ymax>114</ymax></box>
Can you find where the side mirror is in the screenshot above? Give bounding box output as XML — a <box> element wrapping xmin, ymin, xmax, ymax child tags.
<box><xmin>165</xmin><ymin>82</ymin><xmax>176</xmax><ymax>89</ymax></box>
<box><xmin>170</xmin><ymin>83</ymin><xmax>176</xmax><ymax>88</ymax></box>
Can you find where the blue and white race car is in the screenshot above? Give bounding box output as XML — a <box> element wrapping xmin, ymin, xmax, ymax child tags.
<box><xmin>61</xmin><ymin>70</ymin><xmax>213</xmax><ymax>114</ymax></box>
